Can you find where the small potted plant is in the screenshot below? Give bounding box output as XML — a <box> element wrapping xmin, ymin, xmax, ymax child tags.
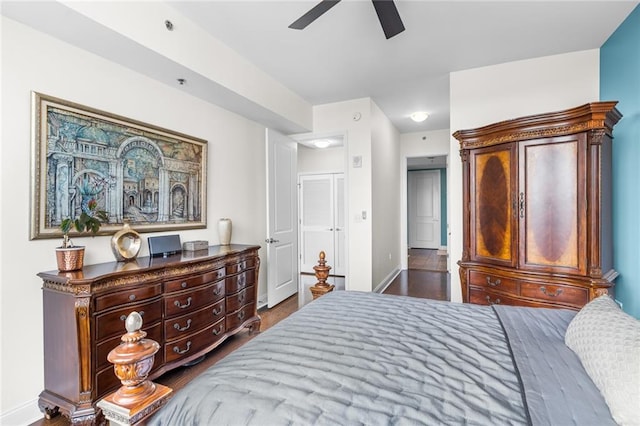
<box><xmin>56</xmin><ymin>198</ymin><xmax>109</xmax><ymax>271</ymax></box>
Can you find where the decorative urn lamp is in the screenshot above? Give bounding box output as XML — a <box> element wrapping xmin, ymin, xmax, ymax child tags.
<box><xmin>310</xmin><ymin>251</ymin><xmax>335</xmax><ymax>300</ymax></box>
<box><xmin>97</xmin><ymin>312</ymin><xmax>172</xmax><ymax>425</ymax></box>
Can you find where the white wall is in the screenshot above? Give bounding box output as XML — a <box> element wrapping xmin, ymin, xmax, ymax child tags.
<box><xmin>371</xmin><ymin>101</ymin><xmax>401</xmax><ymax>291</ymax></box>
<box><xmin>448</xmin><ymin>49</ymin><xmax>600</xmax><ymax>303</ymax></box>
<box><xmin>400</xmin><ymin>129</ymin><xmax>451</xmax><ymax>269</ymax></box>
<box><xmin>1</xmin><ymin>17</ymin><xmax>268</xmax><ymax>423</ymax></box>
<box><xmin>297</xmin><ymin>145</ymin><xmax>345</xmax><ymax>174</ymax></box>
<box><xmin>313</xmin><ymin>99</ymin><xmax>373</xmax><ymax>291</ymax></box>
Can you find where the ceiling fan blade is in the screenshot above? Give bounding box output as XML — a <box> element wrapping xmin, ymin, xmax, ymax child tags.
<box><xmin>289</xmin><ymin>0</ymin><xmax>341</xmax><ymax>30</ymax></box>
<box><xmin>371</xmin><ymin>0</ymin><xmax>405</xmax><ymax>39</ymax></box>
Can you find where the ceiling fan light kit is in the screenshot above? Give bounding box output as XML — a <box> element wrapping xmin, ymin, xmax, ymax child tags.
<box><xmin>289</xmin><ymin>0</ymin><xmax>405</xmax><ymax>40</ymax></box>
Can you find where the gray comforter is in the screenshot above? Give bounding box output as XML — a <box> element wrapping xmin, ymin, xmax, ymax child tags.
<box><xmin>149</xmin><ymin>291</ymin><xmax>614</xmax><ymax>425</ymax></box>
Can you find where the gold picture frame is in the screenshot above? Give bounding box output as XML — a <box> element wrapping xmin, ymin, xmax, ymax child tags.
<box><xmin>30</xmin><ymin>92</ymin><xmax>207</xmax><ymax>240</ymax></box>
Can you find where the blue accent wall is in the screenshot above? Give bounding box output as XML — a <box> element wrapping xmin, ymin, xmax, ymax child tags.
<box><xmin>601</xmin><ymin>4</ymin><xmax>640</xmax><ymax>318</ymax></box>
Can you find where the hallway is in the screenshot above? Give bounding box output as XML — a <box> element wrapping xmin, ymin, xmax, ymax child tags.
<box><xmin>384</xmin><ymin>248</ymin><xmax>450</xmax><ymax>301</ymax></box>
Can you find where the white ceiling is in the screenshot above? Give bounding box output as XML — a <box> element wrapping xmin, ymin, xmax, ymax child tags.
<box><xmin>167</xmin><ymin>0</ymin><xmax>637</xmax><ymax>133</ymax></box>
<box><xmin>2</xmin><ymin>1</ymin><xmax>637</xmax><ymax>135</ymax></box>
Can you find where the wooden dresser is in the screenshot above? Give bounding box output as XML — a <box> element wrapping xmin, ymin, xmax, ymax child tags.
<box><xmin>37</xmin><ymin>244</ymin><xmax>260</xmax><ymax>424</ymax></box>
<box><xmin>454</xmin><ymin>102</ymin><xmax>621</xmax><ymax>310</ymax></box>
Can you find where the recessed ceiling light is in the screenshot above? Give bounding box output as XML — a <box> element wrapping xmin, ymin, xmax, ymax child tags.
<box><xmin>313</xmin><ymin>139</ymin><xmax>331</xmax><ymax>149</ymax></box>
<box><xmin>410</xmin><ymin>112</ymin><xmax>429</xmax><ymax>122</ymax></box>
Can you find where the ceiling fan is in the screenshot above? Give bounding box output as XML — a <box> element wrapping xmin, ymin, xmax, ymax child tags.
<box><xmin>289</xmin><ymin>0</ymin><xmax>405</xmax><ymax>40</ymax></box>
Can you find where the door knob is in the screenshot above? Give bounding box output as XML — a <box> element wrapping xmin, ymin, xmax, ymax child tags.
<box><xmin>265</xmin><ymin>237</ymin><xmax>280</xmax><ymax>244</ymax></box>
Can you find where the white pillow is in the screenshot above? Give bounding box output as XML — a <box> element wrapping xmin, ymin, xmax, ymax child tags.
<box><xmin>565</xmin><ymin>295</ymin><xmax>640</xmax><ymax>426</ymax></box>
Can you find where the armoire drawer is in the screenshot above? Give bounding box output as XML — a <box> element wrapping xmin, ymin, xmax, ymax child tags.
<box><xmin>520</xmin><ymin>282</ymin><xmax>588</xmax><ymax>306</ymax></box>
<box><xmin>468</xmin><ymin>271</ymin><xmax>518</xmax><ymax>295</ymax></box>
<box><xmin>164</xmin><ymin>299</ymin><xmax>226</xmax><ymax>341</ymax></box>
<box><xmin>164</xmin><ymin>280</ymin><xmax>225</xmax><ymax>317</ymax></box>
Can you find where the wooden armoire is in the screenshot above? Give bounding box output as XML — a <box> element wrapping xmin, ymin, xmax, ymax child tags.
<box><xmin>454</xmin><ymin>102</ymin><xmax>622</xmax><ymax>310</ymax></box>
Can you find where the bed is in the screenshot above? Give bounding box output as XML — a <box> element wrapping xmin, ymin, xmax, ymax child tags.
<box><xmin>143</xmin><ymin>290</ymin><xmax>637</xmax><ymax>425</ymax></box>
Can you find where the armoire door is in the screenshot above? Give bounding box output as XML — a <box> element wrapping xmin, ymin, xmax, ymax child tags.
<box><xmin>469</xmin><ymin>144</ymin><xmax>518</xmax><ymax>267</ymax></box>
<box><xmin>299</xmin><ymin>173</ymin><xmax>345</xmax><ymax>276</ymax></box>
<box><xmin>518</xmin><ymin>134</ymin><xmax>587</xmax><ymax>275</ymax></box>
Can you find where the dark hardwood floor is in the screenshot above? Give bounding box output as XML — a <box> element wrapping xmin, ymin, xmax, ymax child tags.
<box><xmin>31</xmin><ymin>255</ymin><xmax>449</xmax><ymax>426</ymax></box>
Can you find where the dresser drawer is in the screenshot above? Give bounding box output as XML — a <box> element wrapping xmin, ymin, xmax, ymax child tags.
<box><xmin>164</xmin><ymin>318</ymin><xmax>226</xmax><ymax>363</ymax></box>
<box><xmin>520</xmin><ymin>282</ymin><xmax>588</xmax><ymax>306</ymax></box>
<box><xmin>226</xmin><ymin>286</ymin><xmax>255</xmax><ymax>313</ymax></box>
<box><xmin>165</xmin><ymin>299</ymin><xmax>226</xmax><ymax>341</ymax></box>
<box><xmin>468</xmin><ymin>270</ymin><xmax>518</xmax><ymax>295</ymax></box>
<box><xmin>226</xmin><ymin>302</ymin><xmax>256</xmax><ymax>331</ymax></box>
<box><xmin>225</xmin><ymin>271</ymin><xmax>255</xmax><ymax>294</ymax></box>
<box><xmin>95</xmin><ymin>299</ymin><xmax>162</xmax><ymax>341</ymax></box>
<box><xmin>226</xmin><ymin>257</ymin><xmax>256</xmax><ymax>275</ymax></box>
<box><xmin>95</xmin><ymin>283</ymin><xmax>162</xmax><ymax>311</ymax></box>
<box><xmin>164</xmin><ymin>267</ymin><xmax>225</xmax><ymax>293</ymax></box>
<box><xmin>164</xmin><ymin>281</ymin><xmax>225</xmax><ymax>317</ymax></box>
<box><xmin>96</xmin><ymin>321</ymin><xmax>162</xmax><ymax>371</ymax></box>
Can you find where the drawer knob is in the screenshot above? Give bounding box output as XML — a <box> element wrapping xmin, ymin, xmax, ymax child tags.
<box><xmin>128</xmin><ymin>294</ymin><xmax>136</xmax><ymax>301</ymax></box>
<box><xmin>485</xmin><ymin>295</ymin><xmax>501</xmax><ymax>305</ymax></box>
<box><xmin>173</xmin><ymin>319</ymin><xmax>192</xmax><ymax>332</ymax></box>
<box><xmin>172</xmin><ymin>341</ymin><xmax>191</xmax><ymax>355</ymax></box>
<box><xmin>181</xmin><ymin>282</ymin><xmax>188</xmax><ymax>288</ymax></box>
<box><xmin>174</xmin><ymin>297</ymin><xmax>192</xmax><ymax>309</ymax></box>
<box><xmin>540</xmin><ymin>286</ymin><xmax>563</xmax><ymax>297</ymax></box>
<box><xmin>212</xmin><ymin>307</ymin><xmax>223</xmax><ymax>316</ymax></box>
<box><xmin>486</xmin><ymin>277</ymin><xmax>501</xmax><ymax>287</ymax></box>
<box><xmin>212</xmin><ymin>326</ymin><xmax>223</xmax><ymax>336</ymax></box>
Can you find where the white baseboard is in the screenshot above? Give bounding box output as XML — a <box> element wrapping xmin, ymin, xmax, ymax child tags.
<box><xmin>437</xmin><ymin>246</ymin><xmax>448</xmax><ymax>255</ymax></box>
<box><xmin>1</xmin><ymin>398</ymin><xmax>41</xmax><ymax>426</ymax></box>
<box><xmin>373</xmin><ymin>267</ymin><xmax>401</xmax><ymax>294</ymax></box>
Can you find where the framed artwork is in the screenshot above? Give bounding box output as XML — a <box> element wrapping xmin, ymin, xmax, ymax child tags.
<box><xmin>30</xmin><ymin>92</ymin><xmax>207</xmax><ymax>240</ymax></box>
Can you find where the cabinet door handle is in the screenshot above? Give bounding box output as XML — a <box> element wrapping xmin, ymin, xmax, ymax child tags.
<box><xmin>212</xmin><ymin>307</ymin><xmax>223</xmax><ymax>316</ymax></box>
<box><xmin>485</xmin><ymin>295</ymin><xmax>501</xmax><ymax>305</ymax></box>
<box><xmin>172</xmin><ymin>341</ymin><xmax>191</xmax><ymax>355</ymax></box>
<box><xmin>212</xmin><ymin>325</ymin><xmax>223</xmax><ymax>336</ymax></box>
<box><xmin>519</xmin><ymin>192</ymin><xmax>525</xmax><ymax>218</ymax></box>
<box><xmin>174</xmin><ymin>297</ymin><xmax>192</xmax><ymax>309</ymax></box>
<box><xmin>540</xmin><ymin>286</ymin><xmax>563</xmax><ymax>297</ymax></box>
<box><xmin>173</xmin><ymin>319</ymin><xmax>192</xmax><ymax>332</ymax></box>
<box><xmin>486</xmin><ymin>277</ymin><xmax>501</xmax><ymax>287</ymax></box>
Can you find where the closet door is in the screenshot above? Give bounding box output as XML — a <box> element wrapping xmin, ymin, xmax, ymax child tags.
<box><xmin>299</xmin><ymin>174</ymin><xmax>336</xmax><ymax>273</ymax></box>
<box><xmin>518</xmin><ymin>134</ymin><xmax>587</xmax><ymax>275</ymax></box>
<box><xmin>469</xmin><ymin>144</ymin><xmax>518</xmax><ymax>267</ymax></box>
<box><xmin>299</xmin><ymin>174</ymin><xmax>345</xmax><ymax>276</ymax></box>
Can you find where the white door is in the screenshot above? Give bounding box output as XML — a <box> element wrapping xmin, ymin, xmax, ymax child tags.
<box><xmin>299</xmin><ymin>173</ymin><xmax>345</xmax><ymax>276</ymax></box>
<box><xmin>266</xmin><ymin>129</ymin><xmax>298</xmax><ymax>308</ymax></box>
<box><xmin>408</xmin><ymin>170</ymin><xmax>441</xmax><ymax>249</ymax></box>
